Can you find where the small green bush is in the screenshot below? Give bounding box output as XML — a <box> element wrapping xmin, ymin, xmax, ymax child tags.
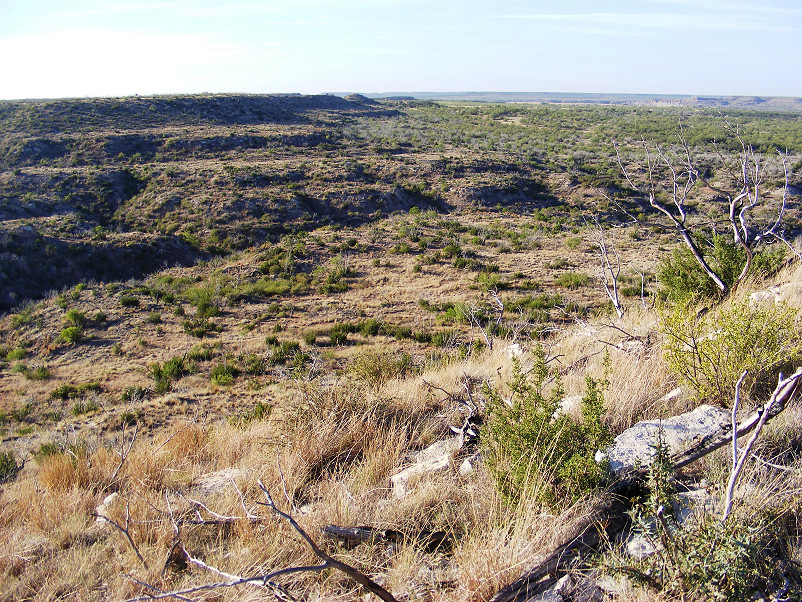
<box><xmin>662</xmin><ymin>300</ymin><xmax>802</xmax><ymax>404</ymax></box>
<box><xmin>349</xmin><ymin>349</ymin><xmax>416</xmax><ymax>390</ymax></box>
<box><xmin>268</xmin><ymin>341</ymin><xmax>301</xmax><ymax>365</ymax></box>
<box><xmin>210</xmin><ymin>361</ymin><xmax>240</xmax><ymax>386</ymax></box>
<box><xmin>658</xmin><ymin>235</ymin><xmax>786</xmax><ymax>302</ymax></box>
<box><xmin>0</xmin><ymin>451</ymin><xmax>21</xmax><ymax>483</ymax></box>
<box><xmin>182</xmin><ymin>317</ymin><xmax>221</xmax><ymax>338</ymax></box>
<box><xmin>51</xmin><ymin>382</ymin><xmax>101</xmax><ymax>400</ymax></box>
<box><xmin>17</xmin><ymin>364</ymin><xmax>51</xmax><ymax>381</ymax></box>
<box><xmin>187</xmin><ymin>343</ymin><xmax>219</xmax><ymax>362</ymax></box>
<box><xmin>11</xmin><ymin>312</ymin><xmax>32</xmax><ymax>328</ymax></box>
<box><xmin>57</xmin><ymin>326</ymin><xmax>84</xmax><ymax>344</ymax></box>
<box><xmin>442</xmin><ymin>242</ymin><xmax>462</xmax><ymax>258</ymax></box>
<box><xmin>484</xmin><ymin>347</ymin><xmax>611</xmax><ymax>508</ymax></box>
<box><xmin>64</xmin><ymin>309</ymin><xmax>86</xmax><ymax>327</ymax></box>
<box><xmin>120</xmin><ymin>411</ymin><xmax>140</xmax><ymax>426</ymax></box>
<box><xmin>240</xmin><ymin>353</ymin><xmax>265</xmax><ymax>375</ymax></box>
<box><xmin>329</xmin><ymin>323</ymin><xmax>351</xmax><ymax>346</ymax></box>
<box><xmin>6</xmin><ymin>348</ymin><xmax>26</xmax><ymax>361</ymax></box>
<box><xmin>146</xmin><ymin>312</ymin><xmax>162</xmax><ymax>324</ymax></box>
<box><xmin>119</xmin><ymin>296</ymin><xmax>140</xmax><ymax>308</ymax></box>
<box><xmin>358</xmin><ymin>318</ymin><xmax>383</xmax><ymax>337</ymax></box>
<box><xmin>36</xmin><ymin>442</ymin><xmax>62</xmax><ymax>461</ymax></box>
<box><xmin>610</xmin><ymin>443</ymin><xmax>796</xmax><ymax>601</ymax></box>
<box><xmin>554</xmin><ymin>272</ymin><xmax>591</xmax><ymax>289</ymax></box>
<box><xmin>150</xmin><ymin>356</ymin><xmax>190</xmax><ymax>394</ymax></box>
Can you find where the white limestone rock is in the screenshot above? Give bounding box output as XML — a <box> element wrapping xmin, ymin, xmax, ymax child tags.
<box><xmin>602</xmin><ymin>404</ymin><xmax>729</xmax><ymax>474</ymax></box>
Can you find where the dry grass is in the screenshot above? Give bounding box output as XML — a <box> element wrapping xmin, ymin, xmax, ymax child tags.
<box><xmin>2</xmin><ymin>210</ymin><xmax>802</xmax><ymax>600</ymax></box>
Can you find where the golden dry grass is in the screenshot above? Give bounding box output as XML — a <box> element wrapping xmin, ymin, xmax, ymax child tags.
<box><xmin>2</xmin><ymin>213</ymin><xmax>802</xmax><ymax>600</ymax></box>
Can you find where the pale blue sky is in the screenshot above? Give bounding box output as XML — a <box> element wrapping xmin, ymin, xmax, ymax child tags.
<box><xmin>1</xmin><ymin>0</ymin><xmax>800</xmax><ymax>99</ymax></box>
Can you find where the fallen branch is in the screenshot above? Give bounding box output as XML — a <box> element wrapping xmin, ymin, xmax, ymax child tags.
<box><xmin>671</xmin><ymin>366</ymin><xmax>802</xmax><ymax>471</ymax></box>
<box><xmin>256</xmin><ymin>480</ymin><xmax>399</xmax><ymax>602</ymax></box>
<box><xmin>723</xmin><ymin>368</ymin><xmax>802</xmax><ymax>521</ymax></box>
<box><xmin>322</xmin><ymin>525</ymin><xmax>453</xmax><ymax>554</ymax></box>
<box><xmin>94</xmin><ymin>500</ymin><xmax>148</xmax><ymax>570</ymax></box>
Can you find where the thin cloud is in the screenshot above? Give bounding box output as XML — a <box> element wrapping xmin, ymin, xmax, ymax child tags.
<box><xmin>641</xmin><ymin>0</ymin><xmax>802</xmax><ymax>17</ymax></box>
<box><xmin>500</xmin><ymin>11</ymin><xmax>792</xmax><ymax>33</ymax></box>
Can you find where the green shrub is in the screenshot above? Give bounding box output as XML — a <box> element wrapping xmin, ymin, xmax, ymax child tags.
<box><xmin>182</xmin><ymin>317</ymin><xmax>221</xmax><ymax>337</ymax></box>
<box><xmin>616</xmin><ymin>512</ymin><xmax>794</xmax><ymax>601</ymax></box>
<box><xmin>51</xmin><ymin>382</ymin><xmax>101</xmax><ymax>400</ymax></box>
<box><xmin>64</xmin><ymin>309</ymin><xmax>86</xmax><ymax>327</ymax></box>
<box><xmin>268</xmin><ymin>341</ymin><xmax>301</xmax><ymax>365</ymax></box>
<box><xmin>303</xmin><ymin>330</ymin><xmax>317</xmax><ymax>345</ymax></box>
<box><xmin>358</xmin><ymin>318</ymin><xmax>383</xmax><ymax>337</ymax></box>
<box><xmin>36</xmin><ymin>442</ymin><xmax>62</xmax><ymax>461</ymax></box>
<box><xmin>0</xmin><ymin>451</ymin><xmax>21</xmax><ymax>483</ymax></box>
<box><xmin>442</xmin><ymin>242</ymin><xmax>462</xmax><ymax>258</ymax></box>
<box><xmin>484</xmin><ymin>347</ymin><xmax>611</xmax><ymax>508</ymax></box>
<box><xmin>6</xmin><ymin>347</ymin><xmax>26</xmax><ymax>361</ymax></box>
<box><xmin>554</xmin><ymin>272</ymin><xmax>591</xmax><ymax>289</ymax></box>
<box><xmin>658</xmin><ymin>235</ymin><xmax>786</xmax><ymax>302</ymax></box>
<box><xmin>17</xmin><ymin>364</ymin><xmax>51</xmax><ymax>381</ymax></box>
<box><xmin>210</xmin><ymin>361</ymin><xmax>239</xmax><ymax>386</ymax></box>
<box><xmin>240</xmin><ymin>353</ymin><xmax>265</xmax><ymax>375</ymax></box>
<box><xmin>329</xmin><ymin>323</ymin><xmax>351</xmax><ymax>346</ymax></box>
<box><xmin>11</xmin><ymin>312</ymin><xmax>32</xmax><ymax>328</ymax></box>
<box><xmin>146</xmin><ymin>312</ymin><xmax>162</xmax><ymax>324</ymax></box>
<box><xmin>57</xmin><ymin>326</ymin><xmax>84</xmax><ymax>344</ymax></box>
<box><xmin>120</xmin><ymin>410</ymin><xmax>140</xmax><ymax>426</ymax></box>
<box><xmin>187</xmin><ymin>343</ymin><xmax>219</xmax><ymax>362</ymax></box>
<box><xmin>349</xmin><ymin>349</ymin><xmax>416</xmax><ymax>390</ymax></box>
<box><xmin>119</xmin><ymin>295</ymin><xmax>140</xmax><ymax>308</ymax></box>
<box><xmin>610</xmin><ymin>442</ymin><xmax>796</xmax><ymax>601</ymax></box>
<box><xmin>149</xmin><ymin>356</ymin><xmax>190</xmax><ymax>394</ymax></box>
<box><xmin>194</xmin><ymin>299</ymin><xmax>221</xmax><ymax>318</ymax></box>
<box><xmin>662</xmin><ymin>300</ymin><xmax>802</xmax><ymax>404</ymax></box>
<box><xmin>93</xmin><ymin>310</ymin><xmax>107</xmax><ymax>323</ymax></box>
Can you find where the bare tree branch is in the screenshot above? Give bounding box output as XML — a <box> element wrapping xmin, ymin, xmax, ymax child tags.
<box><xmin>94</xmin><ymin>500</ymin><xmax>148</xmax><ymax>570</ymax></box>
<box><xmin>614</xmin><ymin>123</ymin><xmax>791</xmax><ymax>297</ymax></box>
<box><xmin>722</xmin><ymin>367</ymin><xmax>802</xmax><ymax>521</ymax></box>
<box><xmin>591</xmin><ymin>217</ymin><xmax>625</xmax><ymax>319</ymax></box>
<box><xmin>256</xmin><ymin>480</ymin><xmax>398</xmax><ymax>602</ymax></box>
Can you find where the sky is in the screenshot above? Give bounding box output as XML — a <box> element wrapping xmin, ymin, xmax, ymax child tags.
<box><xmin>1</xmin><ymin>0</ymin><xmax>801</xmax><ymax>100</ymax></box>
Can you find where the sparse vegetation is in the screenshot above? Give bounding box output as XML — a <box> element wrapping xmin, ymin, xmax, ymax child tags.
<box><xmin>1</xmin><ymin>95</ymin><xmax>802</xmax><ymax>601</ymax></box>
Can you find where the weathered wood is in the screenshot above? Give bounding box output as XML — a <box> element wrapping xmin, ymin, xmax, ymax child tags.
<box><xmin>490</xmin><ymin>479</ymin><xmax>645</xmax><ymax>602</ymax></box>
<box><xmin>671</xmin><ymin>367</ymin><xmax>802</xmax><ymax>470</ymax></box>
<box><xmin>323</xmin><ymin>525</ymin><xmax>453</xmax><ymax>553</ymax></box>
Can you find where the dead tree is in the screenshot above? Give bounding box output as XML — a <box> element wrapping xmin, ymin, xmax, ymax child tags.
<box><xmin>592</xmin><ymin>218</ymin><xmax>625</xmax><ymax>318</ymax></box>
<box><xmin>613</xmin><ymin>122</ymin><xmax>791</xmax><ymax>297</ymax></box>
